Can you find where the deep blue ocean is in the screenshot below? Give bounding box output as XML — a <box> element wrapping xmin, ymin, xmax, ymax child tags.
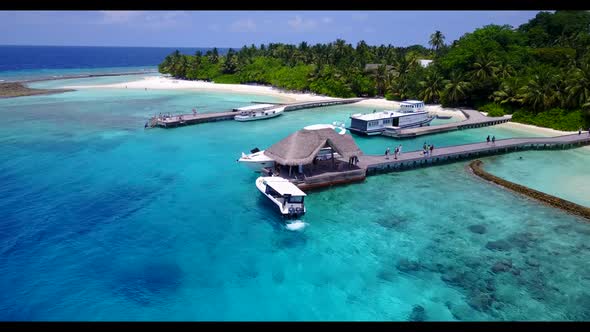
<box><xmin>1</xmin><ymin>46</ymin><xmax>590</xmax><ymax>321</ymax></box>
<box><xmin>0</xmin><ymin>45</ymin><xmax>225</xmax><ymax>81</ymax></box>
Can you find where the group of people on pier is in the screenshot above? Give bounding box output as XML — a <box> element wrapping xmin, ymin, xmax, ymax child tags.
<box><xmin>422</xmin><ymin>143</ymin><xmax>434</xmax><ymax>157</ymax></box>
<box><xmin>486</xmin><ymin>135</ymin><xmax>496</xmax><ymax>144</ymax></box>
<box><xmin>384</xmin><ymin>144</ymin><xmax>403</xmax><ymax>160</ymax></box>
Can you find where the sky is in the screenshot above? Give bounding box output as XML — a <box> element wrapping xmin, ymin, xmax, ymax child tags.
<box><xmin>0</xmin><ymin>11</ymin><xmax>542</xmax><ymax>48</ymax></box>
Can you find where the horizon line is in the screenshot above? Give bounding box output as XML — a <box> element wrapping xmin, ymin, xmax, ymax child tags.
<box><xmin>0</xmin><ymin>41</ymin><xmax>433</xmax><ymax>49</ymax></box>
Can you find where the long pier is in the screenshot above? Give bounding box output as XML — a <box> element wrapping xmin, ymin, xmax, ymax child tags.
<box><xmin>147</xmin><ymin>111</ymin><xmax>236</xmax><ymax>128</ymax></box>
<box><xmin>148</xmin><ymin>98</ymin><xmax>364</xmax><ymax>128</ymax></box>
<box><xmin>359</xmin><ymin>132</ymin><xmax>590</xmax><ymax>174</ymax></box>
<box><xmin>382</xmin><ymin>109</ymin><xmax>511</xmax><ymax>138</ymax></box>
<box><xmin>283</xmin><ymin>98</ymin><xmax>365</xmax><ymax>112</ymax></box>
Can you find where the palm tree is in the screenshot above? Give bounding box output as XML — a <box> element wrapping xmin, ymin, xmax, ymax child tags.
<box><xmin>492</xmin><ymin>79</ymin><xmax>519</xmax><ymax>106</ymax></box>
<box><xmin>373</xmin><ymin>64</ymin><xmax>389</xmax><ymax>96</ymax></box>
<box><xmin>429</xmin><ymin>31</ymin><xmax>445</xmax><ymax>54</ymax></box>
<box><xmin>208</xmin><ymin>47</ymin><xmax>219</xmax><ymax>64</ymax></box>
<box><xmin>443</xmin><ymin>72</ymin><xmax>472</xmax><ymax>105</ymax></box>
<box><xmin>419</xmin><ymin>71</ymin><xmax>447</xmax><ymax>103</ymax></box>
<box><xmin>469</xmin><ymin>55</ymin><xmax>500</xmax><ymax>82</ymax></box>
<box><xmin>566</xmin><ymin>61</ymin><xmax>590</xmax><ymax>109</ymax></box>
<box><xmin>496</xmin><ymin>63</ymin><xmax>515</xmax><ymax>80</ymax></box>
<box><xmin>517</xmin><ymin>72</ymin><xmax>558</xmax><ymax>112</ymax></box>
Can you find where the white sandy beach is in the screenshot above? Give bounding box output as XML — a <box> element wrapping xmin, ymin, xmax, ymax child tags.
<box><xmin>64</xmin><ymin>75</ymin><xmax>332</xmax><ymax>103</ymax></box>
<box><xmin>65</xmin><ymin>75</ymin><xmax>576</xmax><ymax>137</ymax></box>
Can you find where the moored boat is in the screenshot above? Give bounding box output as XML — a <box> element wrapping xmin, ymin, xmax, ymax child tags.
<box><xmin>347</xmin><ymin>100</ymin><xmax>434</xmax><ymax>136</ymax></box>
<box><xmin>256</xmin><ymin>176</ymin><xmax>306</xmax><ymax>218</ymax></box>
<box><xmin>234</xmin><ymin>107</ymin><xmax>284</xmax><ymax>122</ymax></box>
<box><xmin>238</xmin><ymin>148</ymin><xmax>275</xmax><ymax>171</ymax></box>
<box><xmin>303</xmin><ymin>122</ymin><xmax>347</xmax><ymax>135</ymax></box>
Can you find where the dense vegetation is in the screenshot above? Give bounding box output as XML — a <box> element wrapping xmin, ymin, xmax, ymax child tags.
<box><xmin>159</xmin><ymin>11</ymin><xmax>590</xmax><ymax>130</ymax></box>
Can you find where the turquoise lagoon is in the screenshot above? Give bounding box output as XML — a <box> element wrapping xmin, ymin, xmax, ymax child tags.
<box><xmin>0</xmin><ymin>75</ymin><xmax>589</xmax><ymax>321</ymax></box>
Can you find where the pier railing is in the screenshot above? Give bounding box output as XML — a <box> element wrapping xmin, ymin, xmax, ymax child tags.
<box><xmin>361</xmin><ymin>133</ymin><xmax>590</xmax><ymax>174</ymax></box>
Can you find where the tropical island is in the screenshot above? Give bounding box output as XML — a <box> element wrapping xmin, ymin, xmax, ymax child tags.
<box><xmin>158</xmin><ymin>11</ymin><xmax>590</xmax><ymax>132</ymax></box>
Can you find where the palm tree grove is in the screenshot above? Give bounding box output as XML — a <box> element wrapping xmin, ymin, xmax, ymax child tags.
<box><xmin>159</xmin><ymin>11</ymin><xmax>590</xmax><ymax>131</ymax></box>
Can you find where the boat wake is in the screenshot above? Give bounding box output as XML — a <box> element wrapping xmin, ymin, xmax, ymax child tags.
<box><xmin>285</xmin><ymin>220</ymin><xmax>308</xmax><ymax>231</ymax></box>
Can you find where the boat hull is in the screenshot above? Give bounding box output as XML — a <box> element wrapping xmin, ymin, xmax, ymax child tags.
<box><xmin>238</xmin><ymin>150</ymin><xmax>275</xmax><ymax>171</ymax></box>
<box><xmin>348</xmin><ymin>116</ymin><xmax>435</xmax><ymax>136</ymax></box>
<box><xmin>235</xmin><ymin>109</ymin><xmax>283</xmax><ymax>122</ymax></box>
<box><xmin>240</xmin><ymin>159</ymin><xmax>275</xmax><ymax>171</ymax></box>
<box><xmin>255</xmin><ymin>177</ymin><xmax>305</xmax><ymax>218</ymax></box>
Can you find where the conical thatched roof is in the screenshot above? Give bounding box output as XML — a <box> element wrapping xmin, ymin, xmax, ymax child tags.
<box><xmin>264</xmin><ymin>128</ymin><xmax>363</xmax><ymax>166</ymax></box>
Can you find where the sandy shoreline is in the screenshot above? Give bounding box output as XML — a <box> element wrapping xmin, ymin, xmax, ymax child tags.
<box><xmin>65</xmin><ymin>75</ymin><xmax>574</xmax><ymax>136</ymax></box>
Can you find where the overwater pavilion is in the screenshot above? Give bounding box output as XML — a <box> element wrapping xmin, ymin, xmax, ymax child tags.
<box><xmin>263</xmin><ymin>128</ymin><xmax>366</xmax><ymax>190</ymax></box>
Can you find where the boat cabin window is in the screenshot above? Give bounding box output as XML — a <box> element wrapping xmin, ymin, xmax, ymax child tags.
<box><xmin>287</xmin><ymin>196</ymin><xmax>304</xmax><ymax>204</ymax></box>
<box><xmin>265</xmin><ymin>185</ymin><xmax>281</xmax><ymax>198</ymax></box>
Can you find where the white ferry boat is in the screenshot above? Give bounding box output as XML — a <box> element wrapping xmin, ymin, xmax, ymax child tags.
<box><xmin>234</xmin><ymin>106</ymin><xmax>284</xmax><ymax>122</ymax></box>
<box><xmin>347</xmin><ymin>100</ymin><xmax>434</xmax><ymax>136</ymax></box>
<box><xmin>256</xmin><ymin>176</ymin><xmax>306</xmax><ymax>218</ymax></box>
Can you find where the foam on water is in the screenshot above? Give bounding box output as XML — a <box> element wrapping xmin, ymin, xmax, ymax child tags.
<box><xmin>285</xmin><ymin>220</ymin><xmax>308</xmax><ymax>231</ymax></box>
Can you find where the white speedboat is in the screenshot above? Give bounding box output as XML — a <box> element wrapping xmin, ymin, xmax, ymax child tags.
<box><xmin>234</xmin><ymin>107</ymin><xmax>284</xmax><ymax>122</ymax></box>
<box><xmin>303</xmin><ymin>122</ymin><xmax>346</xmax><ymax>135</ymax></box>
<box><xmin>347</xmin><ymin>100</ymin><xmax>434</xmax><ymax>135</ymax></box>
<box><xmin>238</xmin><ymin>148</ymin><xmax>275</xmax><ymax>171</ymax></box>
<box><xmin>256</xmin><ymin>176</ymin><xmax>306</xmax><ymax>218</ymax></box>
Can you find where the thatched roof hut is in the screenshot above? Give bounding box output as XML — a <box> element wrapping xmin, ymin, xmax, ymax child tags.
<box><xmin>264</xmin><ymin>128</ymin><xmax>363</xmax><ymax>166</ymax></box>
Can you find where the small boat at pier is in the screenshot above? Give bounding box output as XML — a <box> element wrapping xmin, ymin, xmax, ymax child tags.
<box><xmin>238</xmin><ymin>148</ymin><xmax>275</xmax><ymax>171</ymax></box>
<box><xmin>303</xmin><ymin>122</ymin><xmax>347</xmax><ymax>135</ymax></box>
<box><xmin>256</xmin><ymin>176</ymin><xmax>306</xmax><ymax>218</ymax></box>
<box><xmin>234</xmin><ymin>106</ymin><xmax>284</xmax><ymax>122</ymax></box>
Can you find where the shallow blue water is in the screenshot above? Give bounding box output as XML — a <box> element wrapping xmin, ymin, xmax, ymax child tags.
<box><xmin>1</xmin><ymin>75</ymin><xmax>590</xmax><ymax>321</ymax></box>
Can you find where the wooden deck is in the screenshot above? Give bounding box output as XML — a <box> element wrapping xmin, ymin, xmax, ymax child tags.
<box><xmin>261</xmin><ymin>159</ymin><xmax>366</xmax><ymax>191</ymax></box>
<box><xmin>148</xmin><ymin>111</ymin><xmax>236</xmax><ymax>128</ymax></box>
<box><xmin>283</xmin><ymin>98</ymin><xmax>365</xmax><ymax>112</ymax></box>
<box><xmin>382</xmin><ymin>109</ymin><xmax>511</xmax><ymax>138</ymax></box>
<box><xmin>147</xmin><ymin>98</ymin><xmax>364</xmax><ymax>129</ymax></box>
<box><xmin>359</xmin><ymin>132</ymin><xmax>590</xmax><ymax>174</ymax></box>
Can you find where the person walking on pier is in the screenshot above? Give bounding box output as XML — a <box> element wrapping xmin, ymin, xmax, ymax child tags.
<box><xmin>492</xmin><ymin>136</ymin><xmax>496</xmax><ymax>144</ymax></box>
<box><xmin>579</xmin><ymin>128</ymin><xmax>582</xmax><ymax>135</ymax></box>
<box><xmin>385</xmin><ymin>147</ymin><xmax>390</xmax><ymax>159</ymax></box>
<box><xmin>486</xmin><ymin>135</ymin><xmax>490</xmax><ymax>144</ymax></box>
<box><xmin>430</xmin><ymin>144</ymin><xmax>434</xmax><ymax>155</ymax></box>
<box><xmin>398</xmin><ymin>145</ymin><xmax>403</xmax><ymax>156</ymax></box>
<box><xmin>394</xmin><ymin>146</ymin><xmax>399</xmax><ymax>160</ymax></box>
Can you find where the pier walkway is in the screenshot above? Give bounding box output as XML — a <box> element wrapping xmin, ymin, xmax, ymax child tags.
<box><xmin>382</xmin><ymin>109</ymin><xmax>511</xmax><ymax>138</ymax></box>
<box><xmin>358</xmin><ymin>132</ymin><xmax>590</xmax><ymax>174</ymax></box>
<box><xmin>147</xmin><ymin>98</ymin><xmax>364</xmax><ymax>129</ymax></box>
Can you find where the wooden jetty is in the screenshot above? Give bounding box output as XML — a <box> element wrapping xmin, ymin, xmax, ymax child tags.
<box><xmin>254</xmin><ymin>126</ymin><xmax>589</xmax><ymax>192</ymax></box>
<box><xmin>359</xmin><ymin>132</ymin><xmax>590</xmax><ymax>175</ymax></box>
<box><xmin>382</xmin><ymin>109</ymin><xmax>511</xmax><ymax>138</ymax></box>
<box><xmin>147</xmin><ymin>111</ymin><xmax>235</xmax><ymax>128</ymax></box>
<box><xmin>147</xmin><ymin>98</ymin><xmax>364</xmax><ymax>129</ymax></box>
<box><xmin>283</xmin><ymin>98</ymin><xmax>365</xmax><ymax>112</ymax></box>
